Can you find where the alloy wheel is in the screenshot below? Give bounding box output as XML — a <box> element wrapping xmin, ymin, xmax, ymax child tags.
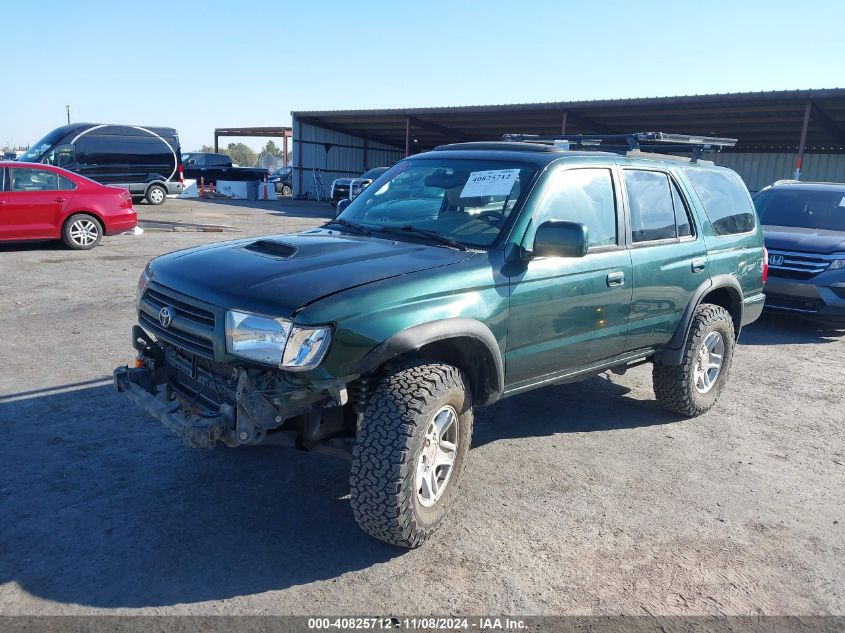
<box><xmin>693</xmin><ymin>331</ymin><xmax>725</xmax><ymax>394</ymax></box>
<box><xmin>416</xmin><ymin>405</ymin><xmax>459</xmax><ymax>507</ymax></box>
<box><xmin>69</xmin><ymin>219</ymin><xmax>100</xmax><ymax>247</ymax></box>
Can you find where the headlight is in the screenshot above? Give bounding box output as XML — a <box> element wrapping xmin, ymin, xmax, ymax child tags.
<box><xmin>829</xmin><ymin>258</ymin><xmax>845</xmax><ymax>270</ymax></box>
<box><xmin>225</xmin><ymin>310</ymin><xmax>331</xmax><ymax>370</ymax></box>
<box><xmin>135</xmin><ymin>265</ymin><xmax>150</xmax><ymax>308</ymax></box>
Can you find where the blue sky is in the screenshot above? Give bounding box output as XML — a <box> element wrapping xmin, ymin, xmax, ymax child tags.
<box><xmin>3</xmin><ymin>0</ymin><xmax>844</xmax><ymax>151</ymax></box>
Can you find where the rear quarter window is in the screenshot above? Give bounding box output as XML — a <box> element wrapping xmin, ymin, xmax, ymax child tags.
<box><xmin>683</xmin><ymin>167</ymin><xmax>756</xmax><ymax>236</ymax></box>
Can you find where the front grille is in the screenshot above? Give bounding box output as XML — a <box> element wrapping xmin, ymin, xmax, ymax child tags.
<box><xmin>144</xmin><ymin>286</ymin><xmax>215</xmax><ymax>327</ymax></box>
<box><xmin>767</xmin><ymin>250</ymin><xmax>831</xmax><ymax>280</ymax></box>
<box><xmin>140</xmin><ymin>284</ymin><xmax>216</xmax><ymax>358</ymax></box>
<box><xmin>140</xmin><ymin>312</ymin><xmax>215</xmax><ymax>357</ymax></box>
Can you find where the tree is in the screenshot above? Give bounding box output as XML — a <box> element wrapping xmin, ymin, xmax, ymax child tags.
<box><xmin>200</xmin><ymin>144</ymin><xmax>217</xmax><ymax>153</ymax></box>
<box><xmin>226</xmin><ymin>142</ymin><xmax>258</xmax><ymax>167</ymax></box>
<box><xmin>262</xmin><ymin>140</ymin><xmax>282</xmax><ymax>157</ymax></box>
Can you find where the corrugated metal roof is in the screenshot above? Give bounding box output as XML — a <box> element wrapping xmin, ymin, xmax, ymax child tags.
<box><xmin>292</xmin><ymin>88</ymin><xmax>845</xmax><ymax>152</ymax></box>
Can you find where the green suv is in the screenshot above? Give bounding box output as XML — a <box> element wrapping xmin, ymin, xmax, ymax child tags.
<box><xmin>114</xmin><ymin>133</ymin><xmax>766</xmax><ymax>547</ymax></box>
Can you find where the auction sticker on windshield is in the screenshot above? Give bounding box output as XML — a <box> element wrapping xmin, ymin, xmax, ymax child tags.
<box><xmin>460</xmin><ymin>169</ymin><xmax>519</xmax><ymax>197</ymax></box>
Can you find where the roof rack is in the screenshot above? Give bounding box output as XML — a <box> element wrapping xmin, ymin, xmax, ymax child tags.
<box><xmin>500</xmin><ymin>132</ymin><xmax>737</xmax><ymax>162</ymax></box>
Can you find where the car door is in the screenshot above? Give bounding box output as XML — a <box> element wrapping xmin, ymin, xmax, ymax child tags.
<box><xmin>2</xmin><ymin>167</ymin><xmax>64</xmax><ymax>238</ymax></box>
<box><xmin>0</xmin><ymin>167</ymin><xmax>9</xmax><ymax>238</ymax></box>
<box><xmin>622</xmin><ymin>167</ymin><xmax>709</xmax><ymax>351</ymax></box>
<box><xmin>506</xmin><ymin>165</ymin><xmax>634</xmax><ymax>388</ymax></box>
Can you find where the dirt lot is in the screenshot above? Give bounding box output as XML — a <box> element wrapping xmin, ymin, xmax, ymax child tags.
<box><xmin>0</xmin><ymin>198</ymin><xmax>842</xmax><ymax>616</ymax></box>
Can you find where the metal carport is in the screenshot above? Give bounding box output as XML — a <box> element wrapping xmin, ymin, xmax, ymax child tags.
<box><xmin>291</xmin><ymin>88</ymin><xmax>845</xmax><ymax>196</ymax></box>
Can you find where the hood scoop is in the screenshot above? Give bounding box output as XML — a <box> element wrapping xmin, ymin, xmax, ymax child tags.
<box><xmin>242</xmin><ymin>239</ymin><xmax>299</xmax><ymax>260</ymax></box>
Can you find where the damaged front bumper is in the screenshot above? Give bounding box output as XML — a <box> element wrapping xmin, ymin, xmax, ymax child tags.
<box><xmin>114</xmin><ymin>326</ymin><xmax>352</xmax><ymax>452</ymax></box>
<box><xmin>114</xmin><ymin>366</ymin><xmax>234</xmax><ymax>448</ymax></box>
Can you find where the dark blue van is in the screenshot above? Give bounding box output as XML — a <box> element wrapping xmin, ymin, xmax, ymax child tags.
<box><xmin>19</xmin><ymin>123</ymin><xmax>184</xmax><ymax>205</ymax></box>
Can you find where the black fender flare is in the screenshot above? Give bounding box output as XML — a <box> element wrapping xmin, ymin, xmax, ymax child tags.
<box><xmin>656</xmin><ymin>274</ymin><xmax>743</xmax><ymax>366</ymax></box>
<box><xmin>352</xmin><ymin>317</ymin><xmax>504</xmax><ymax>406</ymax></box>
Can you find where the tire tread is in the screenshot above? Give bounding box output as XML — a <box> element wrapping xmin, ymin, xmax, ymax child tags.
<box><xmin>653</xmin><ymin>303</ymin><xmax>735</xmax><ymax>417</ymax></box>
<box><xmin>350</xmin><ymin>360</ymin><xmax>471</xmax><ymax>548</ymax></box>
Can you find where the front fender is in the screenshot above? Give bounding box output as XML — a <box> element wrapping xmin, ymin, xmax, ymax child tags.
<box><xmin>353</xmin><ymin>317</ymin><xmax>504</xmax><ymax>404</ymax></box>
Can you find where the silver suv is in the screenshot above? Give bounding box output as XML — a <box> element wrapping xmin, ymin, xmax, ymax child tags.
<box><xmin>754</xmin><ymin>181</ymin><xmax>845</xmax><ymax>325</ymax></box>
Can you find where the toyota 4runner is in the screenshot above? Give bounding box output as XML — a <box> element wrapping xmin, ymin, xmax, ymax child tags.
<box><xmin>114</xmin><ymin>133</ymin><xmax>766</xmax><ymax>548</ymax></box>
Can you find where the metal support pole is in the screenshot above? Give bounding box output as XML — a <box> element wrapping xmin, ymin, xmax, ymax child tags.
<box><xmin>794</xmin><ymin>99</ymin><xmax>812</xmax><ymax>180</ymax></box>
<box><xmin>283</xmin><ymin>135</ymin><xmax>288</xmax><ymax>166</ymax></box>
<box><xmin>363</xmin><ymin>138</ymin><xmax>369</xmax><ymax>171</ymax></box>
<box><xmin>405</xmin><ymin>117</ymin><xmax>411</xmax><ymax>157</ymax></box>
<box><xmin>560</xmin><ymin>111</ymin><xmax>567</xmax><ymax>135</ymax></box>
<box><xmin>214</xmin><ymin>132</ymin><xmax>219</xmax><ymax>153</ymax></box>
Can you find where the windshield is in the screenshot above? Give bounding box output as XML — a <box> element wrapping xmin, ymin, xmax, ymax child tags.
<box><xmin>337</xmin><ymin>158</ymin><xmax>537</xmax><ymax>248</ymax></box>
<box><xmin>19</xmin><ymin>128</ymin><xmax>67</xmax><ymax>162</ymax></box>
<box><xmin>755</xmin><ymin>188</ymin><xmax>845</xmax><ymax>232</ymax></box>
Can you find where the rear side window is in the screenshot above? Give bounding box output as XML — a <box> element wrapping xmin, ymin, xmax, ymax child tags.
<box><xmin>684</xmin><ymin>167</ymin><xmax>756</xmax><ymax>235</ymax></box>
<box><xmin>529</xmin><ymin>167</ymin><xmax>618</xmax><ymax>248</ymax></box>
<box><xmin>624</xmin><ymin>170</ymin><xmax>677</xmax><ymax>242</ymax></box>
<box><xmin>671</xmin><ymin>181</ymin><xmax>693</xmax><ymax>237</ymax></box>
<box><xmin>77</xmin><ymin>138</ymin><xmax>128</xmax><ymax>165</ymax></box>
<box><xmin>9</xmin><ymin>168</ymin><xmax>59</xmax><ymax>191</ymax></box>
<box><xmin>59</xmin><ymin>176</ymin><xmax>77</xmax><ymax>190</ymax></box>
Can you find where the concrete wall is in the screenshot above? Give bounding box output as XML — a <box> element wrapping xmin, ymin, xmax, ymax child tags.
<box><xmin>292</xmin><ymin>118</ymin><xmax>403</xmax><ymax>198</ymax></box>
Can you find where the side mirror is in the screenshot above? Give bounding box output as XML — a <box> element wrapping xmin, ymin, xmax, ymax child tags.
<box><xmin>335</xmin><ymin>198</ymin><xmax>351</xmax><ymax>217</ymax></box>
<box><xmin>532</xmin><ymin>220</ymin><xmax>588</xmax><ymax>258</ymax></box>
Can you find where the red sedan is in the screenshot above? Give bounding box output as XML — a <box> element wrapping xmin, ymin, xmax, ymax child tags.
<box><xmin>0</xmin><ymin>162</ymin><xmax>137</xmax><ymax>250</ymax></box>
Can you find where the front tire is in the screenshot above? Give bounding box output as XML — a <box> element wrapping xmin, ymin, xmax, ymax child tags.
<box><xmin>653</xmin><ymin>304</ymin><xmax>736</xmax><ymax>417</ymax></box>
<box><xmin>62</xmin><ymin>213</ymin><xmax>102</xmax><ymax>250</ymax></box>
<box><xmin>350</xmin><ymin>361</ymin><xmax>473</xmax><ymax>548</ymax></box>
<box><xmin>281</xmin><ymin>184</ymin><xmax>292</xmax><ymax>197</ymax></box>
<box><xmin>145</xmin><ymin>184</ymin><xmax>167</xmax><ymax>205</ymax></box>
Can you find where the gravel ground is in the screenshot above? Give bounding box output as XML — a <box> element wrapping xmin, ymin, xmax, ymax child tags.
<box><xmin>0</xmin><ymin>198</ymin><xmax>842</xmax><ymax>616</ymax></box>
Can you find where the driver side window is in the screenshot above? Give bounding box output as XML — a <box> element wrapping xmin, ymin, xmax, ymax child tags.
<box><xmin>527</xmin><ymin>168</ymin><xmax>618</xmax><ymax>248</ymax></box>
<box><xmin>47</xmin><ymin>144</ymin><xmax>76</xmax><ymax>168</ymax></box>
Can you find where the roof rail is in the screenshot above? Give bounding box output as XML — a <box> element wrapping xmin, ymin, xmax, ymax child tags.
<box><xmin>501</xmin><ymin>132</ymin><xmax>737</xmax><ymax>162</ymax></box>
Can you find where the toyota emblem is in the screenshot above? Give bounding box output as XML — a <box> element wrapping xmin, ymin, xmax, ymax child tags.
<box><xmin>159</xmin><ymin>306</ymin><xmax>173</xmax><ymax>328</ymax></box>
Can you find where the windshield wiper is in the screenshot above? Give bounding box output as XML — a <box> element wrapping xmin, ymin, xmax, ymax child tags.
<box><xmin>324</xmin><ymin>218</ymin><xmax>371</xmax><ymax>235</ymax></box>
<box><xmin>379</xmin><ymin>226</ymin><xmax>468</xmax><ymax>251</ymax></box>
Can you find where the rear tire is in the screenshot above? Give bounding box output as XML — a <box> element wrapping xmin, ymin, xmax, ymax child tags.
<box><xmin>653</xmin><ymin>304</ymin><xmax>735</xmax><ymax>417</ymax></box>
<box><xmin>281</xmin><ymin>184</ymin><xmax>292</xmax><ymax>197</ymax></box>
<box><xmin>145</xmin><ymin>184</ymin><xmax>167</xmax><ymax>205</ymax></box>
<box><xmin>350</xmin><ymin>361</ymin><xmax>473</xmax><ymax>548</ymax></box>
<box><xmin>62</xmin><ymin>213</ymin><xmax>102</xmax><ymax>250</ymax></box>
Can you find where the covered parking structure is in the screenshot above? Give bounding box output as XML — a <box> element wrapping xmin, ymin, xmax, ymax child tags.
<box><xmin>213</xmin><ymin>126</ymin><xmax>292</xmax><ymax>165</ymax></box>
<box><xmin>291</xmin><ymin>88</ymin><xmax>845</xmax><ymax>196</ymax></box>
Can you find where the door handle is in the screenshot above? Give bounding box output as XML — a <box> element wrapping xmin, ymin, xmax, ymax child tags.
<box><xmin>0</xmin><ymin>200</ymin><xmax>6</xmax><ymax>205</ymax></box>
<box><xmin>606</xmin><ymin>271</ymin><xmax>625</xmax><ymax>287</ymax></box>
<box><xmin>691</xmin><ymin>258</ymin><xmax>707</xmax><ymax>273</ymax></box>
<box><xmin>54</xmin><ymin>197</ymin><xmax>67</xmax><ymax>203</ymax></box>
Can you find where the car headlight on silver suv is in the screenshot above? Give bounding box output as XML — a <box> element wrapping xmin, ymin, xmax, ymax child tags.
<box><xmin>225</xmin><ymin>310</ymin><xmax>331</xmax><ymax>370</ymax></box>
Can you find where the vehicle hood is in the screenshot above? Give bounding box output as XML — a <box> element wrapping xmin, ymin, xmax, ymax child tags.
<box><xmin>148</xmin><ymin>228</ymin><xmax>474</xmax><ymax>317</ymax></box>
<box><xmin>763</xmin><ymin>225</ymin><xmax>845</xmax><ymax>254</ymax></box>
